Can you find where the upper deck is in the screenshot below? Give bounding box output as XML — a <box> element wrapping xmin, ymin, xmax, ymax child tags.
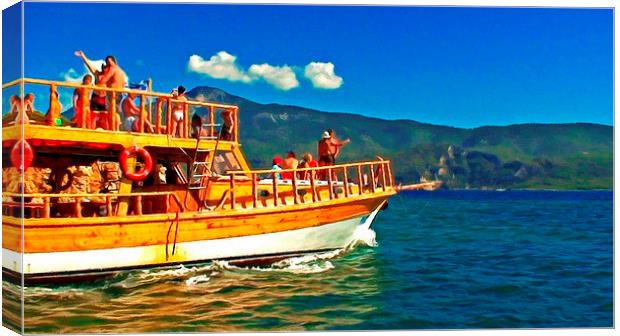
<box><xmin>2</xmin><ymin>78</ymin><xmax>240</xmax><ymax>153</ymax></box>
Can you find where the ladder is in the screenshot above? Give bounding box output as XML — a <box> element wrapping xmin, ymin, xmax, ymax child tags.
<box><xmin>186</xmin><ymin>122</ymin><xmax>223</xmax><ymax>211</ymax></box>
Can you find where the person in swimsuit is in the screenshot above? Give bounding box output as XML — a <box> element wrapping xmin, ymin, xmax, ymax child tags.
<box><xmin>20</xmin><ymin>94</ymin><xmax>35</xmax><ymax>124</ymax></box>
<box><xmin>74</xmin><ymin>51</ymin><xmax>108</xmax><ymax>128</ymax></box>
<box><xmin>317</xmin><ymin>131</ymin><xmax>334</xmax><ymax>166</ymax></box>
<box><xmin>170</xmin><ymin>85</ymin><xmax>187</xmax><ymax>137</ymax></box>
<box><xmin>280</xmin><ymin>151</ymin><xmax>299</xmax><ymax>180</ymax></box>
<box><xmin>46</xmin><ymin>90</ymin><xmax>63</xmax><ymax>126</ymax></box>
<box><xmin>326</xmin><ymin>128</ymin><xmax>351</xmax><ymax>161</ymax></box>
<box><xmin>299</xmin><ymin>153</ymin><xmax>319</xmax><ymax>180</ymax></box>
<box><xmin>121</xmin><ymin>92</ymin><xmax>140</xmax><ymax>131</ymax></box>
<box><xmin>317</xmin><ymin>129</ymin><xmax>351</xmax><ymax>180</ymax></box>
<box><xmin>73</xmin><ymin>74</ymin><xmax>93</xmax><ymax>128</ymax></box>
<box><xmin>7</xmin><ymin>95</ymin><xmax>23</xmax><ymax>125</ymax></box>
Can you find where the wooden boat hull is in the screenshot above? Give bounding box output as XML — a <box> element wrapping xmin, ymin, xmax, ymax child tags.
<box><xmin>2</xmin><ymin>195</ymin><xmax>388</xmax><ymax>284</ymax></box>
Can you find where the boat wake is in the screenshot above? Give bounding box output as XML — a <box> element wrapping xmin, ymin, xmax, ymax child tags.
<box><xmin>15</xmin><ymin>227</ymin><xmax>380</xmax><ymax>290</ymax></box>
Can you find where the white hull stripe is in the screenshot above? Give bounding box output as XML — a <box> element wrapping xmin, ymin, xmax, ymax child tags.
<box><xmin>3</xmin><ymin>204</ymin><xmax>383</xmax><ymax>276</ymax></box>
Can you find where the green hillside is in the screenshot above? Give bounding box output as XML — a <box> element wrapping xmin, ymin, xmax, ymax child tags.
<box><xmin>185</xmin><ymin>86</ymin><xmax>612</xmax><ymax>190</ymax></box>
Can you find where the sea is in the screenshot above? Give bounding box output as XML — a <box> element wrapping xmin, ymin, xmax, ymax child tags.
<box><xmin>2</xmin><ymin>190</ymin><xmax>613</xmax><ymax>333</ymax></box>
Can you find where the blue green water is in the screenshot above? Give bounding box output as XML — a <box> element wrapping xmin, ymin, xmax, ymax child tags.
<box><xmin>3</xmin><ymin>190</ymin><xmax>613</xmax><ymax>333</ymax></box>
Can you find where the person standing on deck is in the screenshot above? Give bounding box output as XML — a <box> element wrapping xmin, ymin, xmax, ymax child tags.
<box><xmin>74</xmin><ymin>51</ymin><xmax>111</xmax><ymax>129</ymax></box>
<box><xmin>72</xmin><ymin>74</ymin><xmax>93</xmax><ymax>128</ymax></box>
<box><xmin>46</xmin><ymin>89</ymin><xmax>63</xmax><ymax>126</ymax></box>
<box><xmin>317</xmin><ymin>129</ymin><xmax>351</xmax><ymax>180</ymax></box>
<box><xmin>170</xmin><ymin>86</ymin><xmax>187</xmax><ymax>137</ymax></box>
<box><xmin>99</xmin><ymin>55</ymin><xmax>127</xmax><ymax>123</ymax></box>
<box><xmin>98</xmin><ymin>55</ymin><xmax>127</xmax><ymax>90</ymax></box>
<box><xmin>326</xmin><ymin>128</ymin><xmax>351</xmax><ymax>161</ymax></box>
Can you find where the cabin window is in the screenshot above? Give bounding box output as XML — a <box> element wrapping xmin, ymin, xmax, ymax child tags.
<box><xmin>212</xmin><ymin>151</ymin><xmax>241</xmax><ymax>174</ymax></box>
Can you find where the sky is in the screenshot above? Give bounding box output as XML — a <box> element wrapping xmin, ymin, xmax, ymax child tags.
<box><xmin>10</xmin><ymin>2</ymin><xmax>614</xmax><ymax>128</ymax></box>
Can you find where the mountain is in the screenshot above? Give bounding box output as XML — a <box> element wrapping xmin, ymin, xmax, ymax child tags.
<box><xmin>185</xmin><ymin>86</ymin><xmax>612</xmax><ymax>190</ymax></box>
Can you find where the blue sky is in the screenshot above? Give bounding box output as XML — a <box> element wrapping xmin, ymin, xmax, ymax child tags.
<box><xmin>15</xmin><ymin>2</ymin><xmax>613</xmax><ymax>128</ymax></box>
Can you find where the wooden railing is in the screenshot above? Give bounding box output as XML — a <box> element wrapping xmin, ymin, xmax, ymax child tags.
<box><xmin>224</xmin><ymin>160</ymin><xmax>394</xmax><ymax>210</ymax></box>
<box><xmin>2</xmin><ymin>78</ymin><xmax>239</xmax><ymax>141</ymax></box>
<box><xmin>2</xmin><ymin>191</ymin><xmax>184</xmax><ymax>219</ymax></box>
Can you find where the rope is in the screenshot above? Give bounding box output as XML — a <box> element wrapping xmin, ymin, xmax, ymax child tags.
<box><xmin>165</xmin><ymin>211</ymin><xmax>180</xmax><ymax>260</ymax></box>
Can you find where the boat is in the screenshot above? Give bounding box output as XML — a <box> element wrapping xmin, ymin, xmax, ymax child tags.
<box><xmin>2</xmin><ymin>78</ymin><xmax>397</xmax><ymax>284</ymax></box>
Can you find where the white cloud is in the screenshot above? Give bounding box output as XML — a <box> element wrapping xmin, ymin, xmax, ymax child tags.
<box><xmin>248</xmin><ymin>64</ymin><xmax>299</xmax><ymax>91</ymax></box>
<box><xmin>187</xmin><ymin>52</ymin><xmax>344</xmax><ymax>91</ymax></box>
<box><xmin>304</xmin><ymin>62</ymin><xmax>343</xmax><ymax>89</ymax></box>
<box><xmin>58</xmin><ymin>90</ymin><xmax>73</xmax><ymax>112</ymax></box>
<box><xmin>60</xmin><ymin>68</ymin><xmax>81</xmax><ymax>83</ymax></box>
<box><xmin>188</xmin><ymin>51</ymin><xmax>252</xmax><ymax>83</ymax></box>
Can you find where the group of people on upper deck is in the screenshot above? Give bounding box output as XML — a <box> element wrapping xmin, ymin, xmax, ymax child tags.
<box><xmin>7</xmin><ymin>51</ymin><xmax>234</xmax><ymax>140</ymax></box>
<box><xmin>271</xmin><ymin>129</ymin><xmax>351</xmax><ymax>180</ymax></box>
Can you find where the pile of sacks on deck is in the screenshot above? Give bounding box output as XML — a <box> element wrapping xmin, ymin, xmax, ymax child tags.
<box><xmin>2</xmin><ymin>162</ymin><xmax>122</xmax><ymax>203</ymax></box>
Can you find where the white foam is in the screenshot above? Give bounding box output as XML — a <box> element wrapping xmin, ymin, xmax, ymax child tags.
<box><xmin>185</xmin><ymin>275</ymin><xmax>211</xmax><ymax>286</ymax></box>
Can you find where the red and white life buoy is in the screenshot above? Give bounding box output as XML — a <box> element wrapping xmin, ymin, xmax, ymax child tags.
<box><xmin>119</xmin><ymin>146</ymin><xmax>153</xmax><ymax>181</ymax></box>
<box><xmin>10</xmin><ymin>140</ymin><xmax>34</xmax><ymax>171</ymax></box>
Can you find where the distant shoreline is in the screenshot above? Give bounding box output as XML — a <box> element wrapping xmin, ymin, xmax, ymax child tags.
<box><xmin>409</xmin><ymin>188</ymin><xmax>613</xmax><ymax>192</ymax></box>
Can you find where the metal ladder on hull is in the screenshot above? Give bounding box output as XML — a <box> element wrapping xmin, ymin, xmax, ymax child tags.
<box><xmin>186</xmin><ymin>122</ymin><xmax>223</xmax><ymax>211</ymax></box>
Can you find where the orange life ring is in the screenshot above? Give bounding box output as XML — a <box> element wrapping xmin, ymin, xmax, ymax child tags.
<box><xmin>119</xmin><ymin>146</ymin><xmax>153</xmax><ymax>181</ymax></box>
<box><xmin>10</xmin><ymin>140</ymin><xmax>34</xmax><ymax>171</ymax></box>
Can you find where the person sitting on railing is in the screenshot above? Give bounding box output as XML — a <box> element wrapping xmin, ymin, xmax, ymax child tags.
<box><xmin>46</xmin><ymin>89</ymin><xmax>63</xmax><ymax>126</ymax></box>
<box><xmin>121</xmin><ymin>92</ymin><xmax>155</xmax><ymax>133</ymax></box>
<box><xmin>280</xmin><ymin>151</ymin><xmax>298</xmax><ymax>180</ymax></box>
<box><xmin>271</xmin><ymin>156</ymin><xmax>283</xmax><ymax>180</ymax></box>
<box><xmin>191</xmin><ymin>113</ymin><xmax>208</xmax><ymax>139</ymax></box>
<box><xmin>7</xmin><ymin>95</ymin><xmax>25</xmax><ymax>124</ymax></box>
<box><xmin>299</xmin><ymin>153</ymin><xmax>319</xmax><ymax>180</ymax></box>
<box><xmin>72</xmin><ymin>74</ymin><xmax>93</xmax><ymax>128</ymax></box>
<box><xmin>17</xmin><ymin>93</ymin><xmax>35</xmax><ymax>124</ymax></box>
<box><xmin>133</xmin><ymin>112</ymin><xmax>156</xmax><ymax>133</ymax></box>
<box><xmin>121</xmin><ymin>92</ymin><xmax>140</xmax><ymax>131</ymax></box>
<box><xmin>170</xmin><ymin>86</ymin><xmax>187</xmax><ymax>137</ymax></box>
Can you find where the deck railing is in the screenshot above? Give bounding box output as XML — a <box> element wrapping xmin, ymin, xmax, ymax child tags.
<box><xmin>2</xmin><ymin>191</ymin><xmax>184</xmax><ymax>219</ymax></box>
<box><xmin>224</xmin><ymin>159</ymin><xmax>395</xmax><ymax>210</ymax></box>
<box><xmin>2</xmin><ymin>78</ymin><xmax>239</xmax><ymax>141</ymax></box>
